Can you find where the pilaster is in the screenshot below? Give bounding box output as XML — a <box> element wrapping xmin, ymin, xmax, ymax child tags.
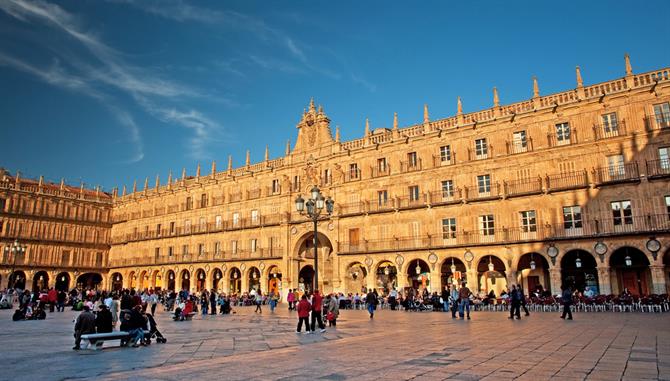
<box><xmin>650</xmin><ymin>265</ymin><xmax>667</xmax><ymax>295</ymax></box>
<box><xmin>549</xmin><ymin>268</ymin><xmax>562</xmax><ymax>295</ymax></box>
<box><xmin>597</xmin><ymin>266</ymin><xmax>612</xmax><ymax>295</ymax></box>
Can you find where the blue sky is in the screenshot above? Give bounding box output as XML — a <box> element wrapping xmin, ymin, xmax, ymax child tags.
<box><xmin>1</xmin><ymin>0</ymin><xmax>668</xmax><ymax>191</ymax></box>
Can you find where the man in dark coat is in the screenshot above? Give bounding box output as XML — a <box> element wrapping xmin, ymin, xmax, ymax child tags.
<box><xmin>73</xmin><ymin>305</ymin><xmax>96</xmax><ymax>350</ymax></box>
<box><xmin>560</xmin><ymin>285</ymin><xmax>573</xmax><ymax>320</ymax></box>
<box><xmin>95</xmin><ymin>305</ymin><xmax>113</xmax><ymax>333</ymax></box>
<box><xmin>209</xmin><ymin>289</ymin><xmax>217</xmax><ymax>315</ymax></box>
<box><xmin>508</xmin><ymin>285</ymin><xmax>521</xmax><ymax>320</ymax></box>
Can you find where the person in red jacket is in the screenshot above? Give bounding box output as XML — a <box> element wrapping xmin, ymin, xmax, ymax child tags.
<box><xmin>47</xmin><ymin>288</ymin><xmax>57</xmax><ymax>313</ymax></box>
<box><xmin>310</xmin><ymin>289</ymin><xmax>326</xmax><ymax>333</ymax></box>
<box><xmin>296</xmin><ymin>294</ymin><xmax>311</xmax><ymax>333</ymax></box>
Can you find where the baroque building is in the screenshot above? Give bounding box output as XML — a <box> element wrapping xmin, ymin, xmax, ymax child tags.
<box><xmin>2</xmin><ymin>55</ymin><xmax>670</xmax><ymax>299</ymax></box>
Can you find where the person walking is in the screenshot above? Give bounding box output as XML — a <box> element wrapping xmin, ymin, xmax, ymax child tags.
<box><xmin>449</xmin><ymin>284</ymin><xmax>460</xmax><ymax>318</ymax></box>
<box><xmin>209</xmin><ymin>289</ymin><xmax>217</xmax><ymax>315</ymax></box>
<box><xmin>326</xmin><ymin>293</ymin><xmax>339</xmax><ymax>327</ymax></box>
<box><xmin>509</xmin><ymin>285</ymin><xmax>521</xmax><ymax>320</ymax></box>
<box><xmin>560</xmin><ymin>285</ymin><xmax>573</xmax><ymax>320</ymax></box>
<box><xmin>110</xmin><ymin>294</ymin><xmax>120</xmax><ymax>329</ymax></box>
<box><xmin>310</xmin><ymin>289</ymin><xmax>326</xmax><ymax>332</ymax></box>
<box><xmin>458</xmin><ymin>282</ymin><xmax>472</xmax><ymax>320</ymax></box>
<box><xmin>388</xmin><ymin>287</ymin><xmax>398</xmax><ymax>310</ymax></box>
<box><xmin>254</xmin><ymin>289</ymin><xmax>263</xmax><ymax>313</ymax></box>
<box><xmin>366</xmin><ymin>288</ymin><xmax>378</xmax><ymax>319</ymax></box>
<box><xmin>268</xmin><ymin>290</ymin><xmax>278</xmax><ymax>313</ymax></box>
<box><xmin>56</xmin><ymin>289</ymin><xmax>67</xmax><ymax>312</ymax></box>
<box><xmin>201</xmin><ymin>290</ymin><xmax>209</xmax><ymax>315</ymax></box>
<box><xmin>73</xmin><ymin>305</ymin><xmax>96</xmax><ymax>350</ymax></box>
<box><xmin>441</xmin><ymin>286</ymin><xmax>450</xmax><ymax>313</ymax></box>
<box><xmin>149</xmin><ymin>291</ymin><xmax>159</xmax><ymax>316</ymax></box>
<box><xmin>296</xmin><ymin>294</ymin><xmax>311</xmax><ymax>334</ymax></box>
<box><xmin>518</xmin><ymin>284</ymin><xmax>530</xmax><ymax>316</ymax></box>
<box><xmin>287</xmin><ymin>289</ymin><xmax>295</xmax><ymax>311</ymax></box>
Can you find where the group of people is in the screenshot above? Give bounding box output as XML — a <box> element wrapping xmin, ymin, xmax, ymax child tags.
<box><xmin>294</xmin><ymin>289</ymin><xmax>340</xmax><ymax>333</ymax></box>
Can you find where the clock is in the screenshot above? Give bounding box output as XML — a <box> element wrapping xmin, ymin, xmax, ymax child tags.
<box><xmin>547</xmin><ymin>245</ymin><xmax>559</xmax><ymax>258</ymax></box>
<box><xmin>646</xmin><ymin>238</ymin><xmax>661</xmax><ymax>253</ymax></box>
<box><xmin>428</xmin><ymin>252</ymin><xmax>438</xmax><ymax>264</ymax></box>
<box><xmin>395</xmin><ymin>255</ymin><xmax>404</xmax><ymax>266</ymax></box>
<box><xmin>365</xmin><ymin>257</ymin><xmax>373</xmax><ymax>266</ymax></box>
<box><xmin>594</xmin><ymin>242</ymin><xmax>608</xmax><ymax>256</ymax></box>
<box><xmin>464</xmin><ymin>250</ymin><xmax>474</xmax><ymax>262</ymax></box>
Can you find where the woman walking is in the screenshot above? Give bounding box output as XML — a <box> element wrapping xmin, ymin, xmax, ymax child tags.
<box><xmin>254</xmin><ymin>289</ymin><xmax>263</xmax><ymax>313</ymax></box>
<box><xmin>326</xmin><ymin>293</ymin><xmax>339</xmax><ymax>327</ymax></box>
<box><xmin>287</xmin><ymin>289</ymin><xmax>295</xmax><ymax>311</ymax></box>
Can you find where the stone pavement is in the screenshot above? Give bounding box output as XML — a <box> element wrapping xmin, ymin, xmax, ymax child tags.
<box><xmin>1</xmin><ymin>305</ymin><xmax>669</xmax><ymax>381</ymax></box>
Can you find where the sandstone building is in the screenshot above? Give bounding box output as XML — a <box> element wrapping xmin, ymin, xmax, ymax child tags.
<box><xmin>2</xmin><ymin>55</ymin><xmax>670</xmax><ymax>299</ymax></box>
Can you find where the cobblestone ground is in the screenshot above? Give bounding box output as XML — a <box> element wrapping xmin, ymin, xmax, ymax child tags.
<box><xmin>1</xmin><ymin>305</ymin><xmax>669</xmax><ymax>381</ymax></box>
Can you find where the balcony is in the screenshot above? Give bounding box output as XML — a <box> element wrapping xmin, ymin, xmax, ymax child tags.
<box><xmin>428</xmin><ymin>190</ymin><xmax>460</xmax><ymax>206</ymax></box>
<box><xmin>505</xmin><ymin>137</ymin><xmax>533</xmax><ymax>155</ymax></box>
<box><xmin>228</xmin><ymin>192</ymin><xmax>242</xmax><ymax>203</ymax></box>
<box><xmin>368</xmin><ymin>199</ymin><xmax>394</xmax><ymax>213</ymax></box>
<box><xmin>546</xmin><ymin>170</ymin><xmax>589</xmax><ymax>192</ymax></box>
<box><xmin>432</xmin><ymin>155</ymin><xmax>455</xmax><ymax>167</ymax></box>
<box><xmin>370</xmin><ymin>165</ymin><xmax>391</xmax><ymax>178</ymax></box>
<box><xmin>338</xmin><ymin>202</ymin><xmax>365</xmax><ymax>216</ymax></box>
<box><xmin>108</xmin><ymin>247</ymin><xmax>285</xmax><ymax>268</ymax></box>
<box><xmin>247</xmin><ymin>189</ymin><xmax>261</xmax><ymax>200</ymax></box>
<box><xmin>504</xmin><ymin>177</ymin><xmax>543</xmax><ymax>198</ymax></box>
<box><xmin>548</xmin><ymin>129</ymin><xmax>578</xmax><ymax>147</ymax></box>
<box><xmin>396</xmin><ymin>195</ymin><xmax>426</xmax><ymax>210</ymax></box>
<box><xmin>593</xmin><ymin>120</ymin><xmax>626</xmax><ymax>140</ymax></box>
<box><xmin>464</xmin><ymin>184</ymin><xmax>501</xmax><ymax>202</ymax></box>
<box><xmin>399</xmin><ymin>159</ymin><xmax>422</xmax><ymax>173</ymax></box>
<box><xmin>644</xmin><ymin>112</ymin><xmax>670</xmax><ymax>132</ymax></box>
<box><xmin>646</xmin><ymin>158</ymin><xmax>670</xmax><ymax>179</ymax></box>
<box><xmin>594</xmin><ymin>162</ymin><xmax>640</xmax><ymax>186</ymax></box>
<box><xmin>344</xmin><ymin>169</ymin><xmax>361</xmax><ymax>183</ymax></box>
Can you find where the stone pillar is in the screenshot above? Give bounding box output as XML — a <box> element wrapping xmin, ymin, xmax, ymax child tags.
<box><xmin>597</xmin><ymin>266</ymin><xmax>612</xmax><ymax>295</ymax></box>
<box><xmin>365</xmin><ymin>268</ymin><xmax>375</xmax><ymax>293</ymax></box>
<box><xmin>506</xmin><ymin>270</ymin><xmax>518</xmax><ymax>288</ymax></box>
<box><xmin>549</xmin><ymin>268</ymin><xmax>562</xmax><ymax>295</ymax></box>
<box><xmin>429</xmin><ymin>268</ymin><xmax>441</xmax><ymax>293</ymax></box>
<box><xmin>650</xmin><ymin>265</ymin><xmax>667</xmax><ymax>295</ymax></box>
<box><xmin>241</xmin><ymin>273</ymin><xmax>249</xmax><ymax>293</ymax></box>
<box><xmin>467</xmin><ymin>268</ymin><xmax>479</xmax><ymax>292</ymax></box>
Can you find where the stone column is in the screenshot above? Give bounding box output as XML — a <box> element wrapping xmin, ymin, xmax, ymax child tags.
<box><xmin>429</xmin><ymin>267</ymin><xmax>441</xmax><ymax>293</ymax></box>
<box><xmin>650</xmin><ymin>265</ymin><xmax>667</xmax><ymax>295</ymax></box>
<box><xmin>365</xmin><ymin>268</ymin><xmax>375</xmax><ymax>293</ymax></box>
<box><xmin>549</xmin><ymin>268</ymin><xmax>562</xmax><ymax>295</ymax></box>
<box><xmin>467</xmin><ymin>268</ymin><xmax>479</xmax><ymax>292</ymax></box>
<box><xmin>597</xmin><ymin>266</ymin><xmax>612</xmax><ymax>295</ymax></box>
<box><xmin>506</xmin><ymin>270</ymin><xmax>518</xmax><ymax>288</ymax></box>
<box><xmin>241</xmin><ymin>273</ymin><xmax>249</xmax><ymax>293</ymax></box>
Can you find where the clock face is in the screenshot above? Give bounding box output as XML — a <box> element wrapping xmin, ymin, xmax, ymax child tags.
<box><xmin>647</xmin><ymin>239</ymin><xmax>661</xmax><ymax>252</ymax></box>
<box><xmin>428</xmin><ymin>253</ymin><xmax>438</xmax><ymax>264</ymax></box>
<box><xmin>395</xmin><ymin>255</ymin><xmax>404</xmax><ymax>265</ymax></box>
<box><xmin>594</xmin><ymin>243</ymin><xmax>607</xmax><ymax>255</ymax></box>
<box><xmin>548</xmin><ymin>246</ymin><xmax>559</xmax><ymax>258</ymax></box>
<box><xmin>464</xmin><ymin>251</ymin><xmax>474</xmax><ymax>262</ymax></box>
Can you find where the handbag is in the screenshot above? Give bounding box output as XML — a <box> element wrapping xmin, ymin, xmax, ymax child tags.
<box><xmin>326</xmin><ymin>311</ymin><xmax>334</xmax><ymax>321</ymax></box>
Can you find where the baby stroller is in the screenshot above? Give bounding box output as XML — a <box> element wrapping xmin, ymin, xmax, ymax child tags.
<box><xmin>144</xmin><ymin>313</ymin><xmax>167</xmax><ymax>344</ymax></box>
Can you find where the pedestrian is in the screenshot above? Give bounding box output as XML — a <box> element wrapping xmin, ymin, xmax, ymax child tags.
<box><xmin>47</xmin><ymin>287</ymin><xmax>57</xmax><ymax>313</ymax></box>
<box><xmin>458</xmin><ymin>282</ymin><xmax>472</xmax><ymax>320</ymax></box>
<box><xmin>509</xmin><ymin>284</ymin><xmax>521</xmax><ymax>320</ymax></box>
<box><xmin>296</xmin><ymin>294</ymin><xmax>311</xmax><ymax>334</ymax></box>
<box><xmin>201</xmin><ymin>290</ymin><xmax>209</xmax><ymax>315</ymax></box>
<box><xmin>449</xmin><ymin>284</ymin><xmax>459</xmax><ymax>318</ymax></box>
<box><xmin>56</xmin><ymin>289</ymin><xmax>67</xmax><ymax>312</ymax></box>
<box><xmin>110</xmin><ymin>294</ymin><xmax>120</xmax><ymax>329</ymax></box>
<box><xmin>388</xmin><ymin>287</ymin><xmax>398</xmax><ymax>310</ymax></box>
<box><xmin>287</xmin><ymin>289</ymin><xmax>295</xmax><ymax>311</ymax></box>
<box><xmin>149</xmin><ymin>291</ymin><xmax>158</xmax><ymax>316</ymax></box>
<box><xmin>366</xmin><ymin>288</ymin><xmax>377</xmax><ymax>319</ymax></box>
<box><xmin>95</xmin><ymin>304</ymin><xmax>113</xmax><ymax>333</ymax></box>
<box><xmin>268</xmin><ymin>290</ymin><xmax>278</xmax><ymax>313</ymax></box>
<box><xmin>560</xmin><ymin>285</ymin><xmax>573</xmax><ymax>320</ymax></box>
<box><xmin>441</xmin><ymin>286</ymin><xmax>450</xmax><ymax>313</ymax></box>
<box><xmin>326</xmin><ymin>293</ymin><xmax>339</xmax><ymax>327</ymax></box>
<box><xmin>254</xmin><ymin>289</ymin><xmax>263</xmax><ymax>313</ymax></box>
<box><xmin>210</xmin><ymin>289</ymin><xmax>217</xmax><ymax>315</ymax></box>
<box><xmin>73</xmin><ymin>305</ymin><xmax>96</xmax><ymax>350</ymax></box>
<box><xmin>518</xmin><ymin>284</ymin><xmax>530</xmax><ymax>316</ymax></box>
<box><xmin>311</xmin><ymin>289</ymin><xmax>326</xmax><ymax>332</ymax></box>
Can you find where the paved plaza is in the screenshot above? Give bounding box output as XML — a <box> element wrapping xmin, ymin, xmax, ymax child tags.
<box><xmin>1</xmin><ymin>306</ymin><xmax>669</xmax><ymax>381</ymax></box>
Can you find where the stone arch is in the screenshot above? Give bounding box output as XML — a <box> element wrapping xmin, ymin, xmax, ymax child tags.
<box><xmin>76</xmin><ymin>273</ymin><xmax>103</xmax><ymax>290</ymax></box>
<box><xmin>440</xmin><ymin>257</ymin><xmax>467</xmax><ymax>289</ymax></box>
<box><xmin>248</xmin><ymin>266</ymin><xmax>261</xmax><ymax>292</ymax></box>
<box><xmin>9</xmin><ymin>270</ymin><xmax>27</xmax><ymax>289</ymax></box>
<box><xmin>127</xmin><ymin>271</ymin><xmax>136</xmax><ymax>289</ymax></box>
<box><xmin>56</xmin><ymin>272</ymin><xmax>71</xmax><ymax>291</ymax></box>
<box><xmin>561</xmin><ymin>249</ymin><xmax>599</xmax><ymax>294</ymax></box>
<box><xmin>298</xmin><ymin>265</ymin><xmax>315</xmax><ymax>293</ymax></box>
<box><xmin>344</xmin><ymin>261</ymin><xmax>367</xmax><ymax>294</ymax></box>
<box><xmin>32</xmin><ymin>270</ymin><xmax>49</xmax><ymax>292</ymax></box>
<box><xmin>609</xmin><ymin>246</ymin><xmax>652</xmax><ymax>296</ymax></box>
<box><xmin>517</xmin><ymin>252</ymin><xmax>551</xmax><ymax>295</ymax></box>
<box><xmin>211</xmin><ymin>268</ymin><xmax>223</xmax><ymax>290</ymax></box>
<box><xmin>139</xmin><ymin>270</ymin><xmax>149</xmax><ymax>290</ymax></box>
<box><xmin>179</xmin><ymin>269</ymin><xmax>190</xmax><ymax>291</ymax></box>
<box><xmin>476</xmin><ymin>255</ymin><xmax>507</xmax><ymax>296</ymax></box>
<box><xmin>292</xmin><ymin>231</ymin><xmax>334</xmax><ymax>259</ymax></box>
<box><xmin>165</xmin><ymin>270</ymin><xmax>176</xmax><ymax>291</ymax></box>
<box><xmin>228</xmin><ymin>267</ymin><xmax>242</xmax><ymax>294</ymax></box>
<box><xmin>110</xmin><ymin>272</ymin><xmax>123</xmax><ymax>291</ymax></box>
<box><xmin>151</xmin><ymin>270</ymin><xmax>162</xmax><ymax>290</ymax></box>
<box><xmin>405</xmin><ymin>258</ymin><xmax>430</xmax><ymax>292</ymax></box>
<box><xmin>194</xmin><ymin>268</ymin><xmax>207</xmax><ymax>292</ymax></box>
<box><xmin>375</xmin><ymin>260</ymin><xmax>398</xmax><ymax>294</ymax></box>
<box><xmin>266</xmin><ymin>265</ymin><xmax>282</xmax><ymax>296</ymax></box>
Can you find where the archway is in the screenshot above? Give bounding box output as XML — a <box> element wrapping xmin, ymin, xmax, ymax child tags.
<box><xmin>477</xmin><ymin>255</ymin><xmax>507</xmax><ymax>296</ymax></box>
<box><xmin>561</xmin><ymin>250</ymin><xmax>599</xmax><ymax>295</ymax></box>
<box><xmin>151</xmin><ymin>270</ymin><xmax>162</xmax><ymax>291</ymax></box>
<box><xmin>344</xmin><ymin>262</ymin><xmax>367</xmax><ymax>294</ymax></box>
<box><xmin>128</xmin><ymin>271</ymin><xmax>136</xmax><ymax>289</ymax></box>
<box><xmin>610</xmin><ymin>247</ymin><xmax>651</xmax><ymax>296</ymax></box>
<box><xmin>212</xmin><ymin>268</ymin><xmax>223</xmax><ymax>290</ymax></box>
<box><xmin>376</xmin><ymin>261</ymin><xmax>397</xmax><ymax>295</ymax></box>
<box><xmin>248</xmin><ymin>267</ymin><xmax>261</xmax><ymax>292</ymax></box>
<box><xmin>55</xmin><ymin>272</ymin><xmax>70</xmax><ymax>291</ymax></box>
<box><xmin>517</xmin><ymin>253</ymin><xmax>551</xmax><ymax>295</ymax></box>
<box><xmin>111</xmin><ymin>272</ymin><xmax>123</xmax><ymax>291</ymax></box>
<box><xmin>267</xmin><ymin>266</ymin><xmax>282</xmax><ymax>296</ymax></box>
<box><xmin>195</xmin><ymin>268</ymin><xmax>206</xmax><ymax>292</ymax></box>
<box><xmin>166</xmin><ymin>270</ymin><xmax>176</xmax><ymax>291</ymax></box>
<box><xmin>406</xmin><ymin>259</ymin><xmax>430</xmax><ymax>292</ymax></box>
<box><xmin>180</xmin><ymin>269</ymin><xmax>190</xmax><ymax>291</ymax></box>
<box><xmin>440</xmin><ymin>257</ymin><xmax>467</xmax><ymax>290</ymax></box>
<box><xmin>76</xmin><ymin>273</ymin><xmax>102</xmax><ymax>290</ymax></box>
<box><xmin>32</xmin><ymin>271</ymin><xmax>49</xmax><ymax>291</ymax></box>
<box><xmin>298</xmin><ymin>265</ymin><xmax>314</xmax><ymax>293</ymax></box>
<box><xmin>229</xmin><ymin>267</ymin><xmax>241</xmax><ymax>294</ymax></box>
<box><xmin>294</xmin><ymin>231</ymin><xmax>333</xmax><ymax>291</ymax></box>
<box><xmin>139</xmin><ymin>270</ymin><xmax>148</xmax><ymax>290</ymax></box>
<box><xmin>9</xmin><ymin>270</ymin><xmax>26</xmax><ymax>289</ymax></box>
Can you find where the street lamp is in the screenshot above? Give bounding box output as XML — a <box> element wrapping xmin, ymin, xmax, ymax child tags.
<box><xmin>4</xmin><ymin>239</ymin><xmax>26</xmax><ymax>288</ymax></box>
<box><xmin>295</xmin><ymin>186</ymin><xmax>334</xmax><ymax>291</ymax></box>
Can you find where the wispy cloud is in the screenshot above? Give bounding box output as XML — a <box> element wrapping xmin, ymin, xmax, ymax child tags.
<box><xmin>0</xmin><ymin>0</ymin><xmax>224</xmax><ymax>160</ymax></box>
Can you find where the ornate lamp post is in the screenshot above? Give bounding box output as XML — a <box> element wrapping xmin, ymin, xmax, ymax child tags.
<box><xmin>295</xmin><ymin>186</ymin><xmax>334</xmax><ymax>291</ymax></box>
<box><xmin>4</xmin><ymin>239</ymin><xmax>26</xmax><ymax>288</ymax></box>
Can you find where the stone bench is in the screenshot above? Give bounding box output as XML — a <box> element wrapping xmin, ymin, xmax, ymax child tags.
<box><xmin>80</xmin><ymin>330</ymin><xmax>150</xmax><ymax>350</ymax></box>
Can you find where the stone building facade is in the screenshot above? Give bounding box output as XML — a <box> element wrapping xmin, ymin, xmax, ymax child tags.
<box><xmin>0</xmin><ymin>170</ymin><xmax>112</xmax><ymax>291</ymax></box>
<box><xmin>3</xmin><ymin>56</ymin><xmax>670</xmax><ymax>299</ymax></box>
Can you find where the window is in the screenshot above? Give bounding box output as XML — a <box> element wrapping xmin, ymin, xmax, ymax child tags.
<box><xmin>168</xmin><ymin>246</ymin><xmax>174</xmax><ymax>257</ymax></box>
<box><xmin>409</xmin><ymin>185</ymin><xmax>420</xmax><ymax>202</ymax></box>
<box><xmin>322</xmin><ymin>169</ymin><xmax>331</xmax><ymax>184</ymax></box>
<box><xmin>378</xmin><ymin>225</ymin><xmax>390</xmax><ymax>240</ymax></box>
<box><xmin>349</xmin><ymin>163</ymin><xmax>359</xmax><ymax>179</ymax></box>
<box><xmin>231</xmin><ymin>240</ymin><xmax>238</xmax><ymax>254</ymax></box>
<box><xmin>555</xmin><ymin>122</ymin><xmax>571</xmax><ymax>145</ymax></box>
<box><xmin>182</xmin><ymin>245</ymin><xmax>188</xmax><ymax>255</ymax></box>
<box><xmin>349</xmin><ymin>228</ymin><xmax>360</xmax><ymax>246</ymax></box>
<box><xmin>293</xmin><ymin>175</ymin><xmax>300</xmax><ymax>192</ymax></box>
<box><xmin>441</xmin><ymin>218</ymin><xmax>456</xmax><ymax>239</ymax></box>
<box><xmin>611</xmin><ymin>200</ymin><xmax>632</xmax><ymax>226</ymax></box>
<box><xmin>407</xmin><ymin>152</ymin><xmax>418</xmax><ymax>168</ymax></box>
<box><xmin>214</xmin><ymin>242</ymin><xmax>221</xmax><ymax>254</ymax></box>
<box><xmin>156</xmin><ymin>223</ymin><xmax>161</xmax><ymax>236</ymax></box>
<box><xmin>154</xmin><ymin>247</ymin><xmax>160</xmax><ymax>258</ymax></box>
<box><xmin>562</xmin><ymin>206</ymin><xmax>582</xmax><ymax>230</ymax></box>
<box><xmin>659</xmin><ymin>147</ymin><xmax>669</xmax><ymax>170</ymax></box>
<box><xmin>215</xmin><ymin>215</ymin><xmax>222</xmax><ymax>229</ymax></box>
<box><xmin>232</xmin><ymin>212</ymin><xmax>240</xmax><ymax>227</ymax></box>
<box><xmin>169</xmin><ymin>222</ymin><xmax>175</xmax><ymax>234</ymax></box>
<box><xmin>654</xmin><ymin>102</ymin><xmax>670</xmax><ymax>128</ymax></box>
<box><xmin>377</xmin><ymin>158</ymin><xmax>387</xmax><ymax>172</ymax></box>
<box><xmin>520</xmin><ymin>210</ymin><xmax>537</xmax><ymax>232</ymax></box>
<box><xmin>0</xmin><ymin>198</ymin><xmax>6</xmax><ymax>212</ymax></box>
<box><xmin>377</xmin><ymin>190</ymin><xmax>388</xmax><ymax>206</ymax></box>
<box><xmin>251</xmin><ymin>239</ymin><xmax>257</xmax><ymax>253</ymax></box>
<box><xmin>441</xmin><ymin>180</ymin><xmax>454</xmax><ymax>199</ymax></box>
<box><xmin>200</xmin><ymin>193</ymin><xmax>207</xmax><ymax>208</ymax></box>
<box><xmin>478</xmin><ymin>215</ymin><xmax>495</xmax><ymax>236</ymax></box>
<box><xmin>475</xmin><ymin>138</ymin><xmax>488</xmax><ymax>159</ymax></box>
<box><xmin>607</xmin><ymin>154</ymin><xmax>625</xmax><ymax>176</ymax></box>
<box><xmin>251</xmin><ymin>210</ymin><xmax>259</xmax><ymax>224</ymax></box>
<box><xmin>410</xmin><ymin>221</ymin><xmax>420</xmax><ymax>237</ymax></box>
<box><xmin>513</xmin><ymin>131</ymin><xmax>527</xmax><ymax>152</ymax></box>
<box><xmin>666</xmin><ymin>196</ymin><xmax>670</xmax><ymax>219</ymax></box>
<box><xmin>439</xmin><ymin>145</ymin><xmax>451</xmax><ymax>163</ymax></box>
<box><xmin>199</xmin><ymin>217</ymin><xmax>206</xmax><ymax>229</ymax></box>
<box><xmin>272</xmin><ymin>179</ymin><xmax>280</xmax><ymax>194</ymax></box>
<box><xmin>186</xmin><ymin>196</ymin><xmax>193</xmax><ymax>210</ymax></box>
<box><xmin>477</xmin><ymin>174</ymin><xmax>491</xmax><ymax>195</ymax></box>
<box><xmin>602</xmin><ymin>112</ymin><xmax>619</xmax><ymax>135</ymax></box>
<box><xmin>184</xmin><ymin>219</ymin><xmax>191</xmax><ymax>233</ymax></box>
<box><xmin>198</xmin><ymin>243</ymin><xmax>204</xmax><ymax>256</ymax></box>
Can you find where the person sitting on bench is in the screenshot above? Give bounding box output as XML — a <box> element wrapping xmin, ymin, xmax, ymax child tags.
<box><xmin>126</xmin><ymin>305</ymin><xmax>147</xmax><ymax>347</ymax></box>
<box><xmin>95</xmin><ymin>304</ymin><xmax>113</xmax><ymax>333</ymax></box>
<box><xmin>73</xmin><ymin>305</ymin><xmax>96</xmax><ymax>350</ymax></box>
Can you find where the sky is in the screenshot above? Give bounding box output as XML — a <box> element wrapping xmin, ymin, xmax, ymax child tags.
<box><xmin>0</xmin><ymin>0</ymin><xmax>669</xmax><ymax>192</ymax></box>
